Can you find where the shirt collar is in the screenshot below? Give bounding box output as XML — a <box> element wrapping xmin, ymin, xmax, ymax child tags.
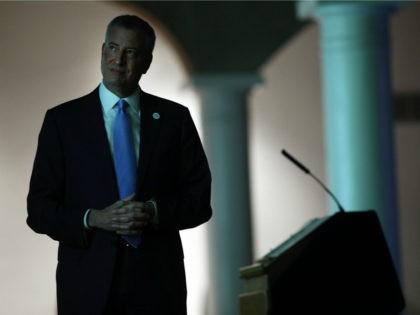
<box><xmin>99</xmin><ymin>83</ymin><xmax>140</xmax><ymax>114</ymax></box>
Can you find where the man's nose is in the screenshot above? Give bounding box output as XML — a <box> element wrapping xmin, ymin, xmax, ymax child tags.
<box><xmin>115</xmin><ymin>51</ymin><xmax>125</xmax><ymax>65</ymax></box>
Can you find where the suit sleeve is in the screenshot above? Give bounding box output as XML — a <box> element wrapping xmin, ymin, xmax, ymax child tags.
<box><xmin>27</xmin><ymin>110</ymin><xmax>89</xmax><ymax>248</ymax></box>
<box><xmin>156</xmin><ymin>109</ymin><xmax>212</xmax><ymax>231</ymax></box>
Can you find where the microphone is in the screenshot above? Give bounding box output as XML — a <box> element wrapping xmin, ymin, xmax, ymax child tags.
<box><xmin>281</xmin><ymin>149</ymin><xmax>345</xmax><ymax>213</ymax></box>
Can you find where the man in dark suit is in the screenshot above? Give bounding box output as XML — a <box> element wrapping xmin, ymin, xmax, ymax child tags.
<box><xmin>27</xmin><ymin>15</ymin><xmax>212</xmax><ymax>315</ymax></box>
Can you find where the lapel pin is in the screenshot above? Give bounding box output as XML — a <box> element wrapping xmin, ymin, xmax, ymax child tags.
<box><xmin>152</xmin><ymin>112</ymin><xmax>160</xmax><ymax>120</ymax></box>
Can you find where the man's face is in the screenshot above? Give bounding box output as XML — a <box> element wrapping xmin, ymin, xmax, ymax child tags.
<box><xmin>101</xmin><ymin>26</ymin><xmax>152</xmax><ymax>97</ymax></box>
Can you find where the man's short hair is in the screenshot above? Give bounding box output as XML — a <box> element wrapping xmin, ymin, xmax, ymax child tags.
<box><xmin>106</xmin><ymin>15</ymin><xmax>156</xmax><ymax>55</ymax></box>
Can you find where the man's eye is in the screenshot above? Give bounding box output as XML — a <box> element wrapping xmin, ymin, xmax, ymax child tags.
<box><xmin>108</xmin><ymin>45</ymin><xmax>118</xmax><ymax>53</ymax></box>
<box><xmin>125</xmin><ymin>50</ymin><xmax>137</xmax><ymax>58</ymax></box>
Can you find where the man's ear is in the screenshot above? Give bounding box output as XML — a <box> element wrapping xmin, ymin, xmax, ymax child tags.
<box><xmin>141</xmin><ymin>54</ymin><xmax>153</xmax><ymax>74</ymax></box>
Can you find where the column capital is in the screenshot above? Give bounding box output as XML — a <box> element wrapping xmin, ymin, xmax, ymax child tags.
<box><xmin>191</xmin><ymin>73</ymin><xmax>263</xmax><ymax>91</ymax></box>
<box><xmin>297</xmin><ymin>0</ymin><xmax>406</xmax><ymax>21</ymax></box>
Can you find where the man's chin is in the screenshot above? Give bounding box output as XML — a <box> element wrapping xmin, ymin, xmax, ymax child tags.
<box><xmin>104</xmin><ymin>79</ymin><xmax>125</xmax><ymax>89</ymax></box>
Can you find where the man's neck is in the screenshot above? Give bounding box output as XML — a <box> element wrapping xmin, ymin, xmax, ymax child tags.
<box><xmin>103</xmin><ymin>82</ymin><xmax>137</xmax><ymax>99</ymax></box>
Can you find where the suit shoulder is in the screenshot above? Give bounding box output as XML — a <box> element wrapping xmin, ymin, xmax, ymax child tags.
<box><xmin>47</xmin><ymin>89</ymin><xmax>99</xmax><ymax>116</ymax></box>
<box><xmin>142</xmin><ymin>91</ymin><xmax>189</xmax><ymax>115</ymax></box>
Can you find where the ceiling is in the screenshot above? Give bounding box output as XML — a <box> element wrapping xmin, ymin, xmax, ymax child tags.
<box><xmin>127</xmin><ymin>1</ymin><xmax>308</xmax><ymax>73</ymax></box>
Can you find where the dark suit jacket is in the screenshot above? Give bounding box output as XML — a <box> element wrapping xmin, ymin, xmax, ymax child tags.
<box><xmin>27</xmin><ymin>87</ymin><xmax>212</xmax><ymax>314</ymax></box>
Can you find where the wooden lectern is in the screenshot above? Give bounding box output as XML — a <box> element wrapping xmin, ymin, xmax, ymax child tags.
<box><xmin>239</xmin><ymin>210</ymin><xmax>405</xmax><ymax>315</ymax></box>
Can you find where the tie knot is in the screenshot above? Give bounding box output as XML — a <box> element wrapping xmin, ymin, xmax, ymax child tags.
<box><xmin>117</xmin><ymin>99</ymin><xmax>128</xmax><ymax>112</ymax></box>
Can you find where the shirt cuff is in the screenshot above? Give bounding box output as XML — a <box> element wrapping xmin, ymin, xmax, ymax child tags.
<box><xmin>83</xmin><ymin>209</ymin><xmax>92</xmax><ymax>230</ymax></box>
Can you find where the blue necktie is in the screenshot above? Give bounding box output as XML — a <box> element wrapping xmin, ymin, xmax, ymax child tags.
<box><xmin>113</xmin><ymin>99</ymin><xmax>140</xmax><ymax>248</ymax></box>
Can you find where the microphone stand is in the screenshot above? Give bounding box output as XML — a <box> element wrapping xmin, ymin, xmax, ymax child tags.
<box><xmin>281</xmin><ymin>149</ymin><xmax>345</xmax><ymax>213</ymax></box>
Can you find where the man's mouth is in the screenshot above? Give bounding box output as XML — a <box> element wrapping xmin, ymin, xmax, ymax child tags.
<box><xmin>109</xmin><ymin>68</ymin><xmax>124</xmax><ymax>73</ymax></box>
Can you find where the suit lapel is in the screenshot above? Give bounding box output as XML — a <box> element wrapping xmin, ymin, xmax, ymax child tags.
<box><xmin>83</xmin><ymin>88</ymin><xmax>119</xmax><ymax>201</ymax></box>
<box><xmin>137</xmin><ymin>91</ymin><xmax>162</xmax><ymax>189</ymax></box>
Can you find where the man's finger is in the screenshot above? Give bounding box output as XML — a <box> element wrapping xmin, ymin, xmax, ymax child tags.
<box><xmin>111</xmin><ymin>207</ymin><xmax>129</xmax><ymax>215</ymax></box>
<box><xmin>123</xmin><ymin>193</ymin><xmax>136</xmax><ymax>202</ymax></box>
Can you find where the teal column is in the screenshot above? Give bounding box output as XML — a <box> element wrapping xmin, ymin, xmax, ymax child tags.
<box><xmin>299</xmin><ymin>1</ymin><xmax>402</xmax><ymax>273</ymax></box>
<box><xmin>192</xmin><ymin>74</ymin><xmax>261</xmax><ymax>315</ymax></box>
